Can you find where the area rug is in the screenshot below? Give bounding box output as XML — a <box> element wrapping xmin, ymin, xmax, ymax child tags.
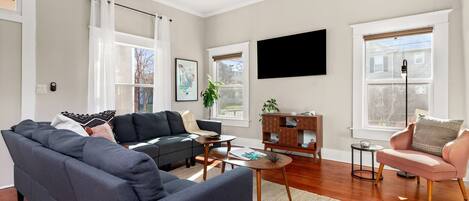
<box><xmin>170</xmin><ymin>163</ymin><xmax>339</xmax><ymax>201</ymax></box>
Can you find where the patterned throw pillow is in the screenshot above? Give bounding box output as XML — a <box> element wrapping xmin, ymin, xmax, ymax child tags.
<box><xmin>61</xmin><ymin>110</ymin><xmax>116</xmax><ymax>128</ymax></box>
<box><xmin>411</xmin><ymin>115</ymin><xmax>463</xmax><ymax>156</ymax></box>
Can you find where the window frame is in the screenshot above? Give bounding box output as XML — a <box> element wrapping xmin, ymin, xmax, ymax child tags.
<box><xmin>207</xmin><ymin>42</ymin><xmax>250</xmax><ymax>127</ymax></box>
<box><xmin>114</xmin><ymin>32</ymin><xmax>156</xmax><ymax>114</ymax></box>
<box><xmin>351</xmin><ymin>10</ymin><xmax>450</xmax><ymax>141</ymax></box>
<box><xmin>0</xmin><ymin>0</ymin><xmax>22</xmax><ymax>22</ymax></box>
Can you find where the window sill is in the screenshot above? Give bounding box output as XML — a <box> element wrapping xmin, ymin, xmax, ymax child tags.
<box><xmin>352</xmin><ymin>128</ymin><xmax>399</xmax><ymax>141</ymax></box>
<box><xmin>211</xmin><ymin>118</ymin><xmax>250</xmax><ymax>128</ymax></box>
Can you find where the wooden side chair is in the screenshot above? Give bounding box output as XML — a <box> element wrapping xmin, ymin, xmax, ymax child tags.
<box><xmin>374</xmin><ymin>123</ymin><xmax>469</xmax><ymax>201</ymax></box>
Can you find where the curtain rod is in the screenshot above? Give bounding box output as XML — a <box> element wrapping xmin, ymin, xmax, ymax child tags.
<box><xmin>107</xmin><ymin>1</ymin><xmax>173</xmax><ymax>22</ymax></box>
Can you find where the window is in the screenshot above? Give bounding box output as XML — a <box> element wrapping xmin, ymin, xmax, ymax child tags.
<box><xmin>208</xmin><ymin>42</ymin><xmax>250</xmax><ymax>127</ymax></box>
<box><xmin>352</xmin><ymin>10</ymin><xmax>450</xmax><ymax>140</ymax></box>
<box><xmin>0</xmin><ymin>0</ymin><xmax>18</xmax><ymax>12</ymax></box>
<box><xmin>365</xmin><ymin>33</ymin><xmax>432</xmax><ymax>128</ymax></box>
<box><xmin>414</xmin><ymin>52</ymin><xmax>425</xmax><ymax>65</ymax></box>
<box><xmin>114</xmin><ymin>33</ymin><xmax>155</xmax><ymax>115</ymax></box>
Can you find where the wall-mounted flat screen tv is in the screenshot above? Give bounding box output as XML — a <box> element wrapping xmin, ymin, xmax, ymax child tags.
<box><xmin>257</xmin><ymin>29</ymin><xmax>326</xmax><ymax>79</ymax></box>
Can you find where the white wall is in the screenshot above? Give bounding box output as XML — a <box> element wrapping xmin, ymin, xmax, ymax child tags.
<box><xmin>0</xmin><ymin>19</ymin><xmax>22</xmax><ymax>188</ymax></box>
<box><xmin>204</xmin><ymin>0</ymin><xmax>466</xmax><ymax>151</ymax></box>
<box><xmin>35</xmin><ymin>0</ymin><xmax>206</xmax><ymax>121</ymax></box>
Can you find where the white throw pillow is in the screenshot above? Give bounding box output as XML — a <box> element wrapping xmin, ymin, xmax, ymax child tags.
<box><xmin>51</xmin><ymin>114</ymin><xmax>88</xmax><ymax>137</ymax></box>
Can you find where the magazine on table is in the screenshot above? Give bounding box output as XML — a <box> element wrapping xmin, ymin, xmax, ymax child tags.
<box><xmin>229</xmin><ymin>148</ymin><xmax>267</xmax><ymax>160</ymax></box>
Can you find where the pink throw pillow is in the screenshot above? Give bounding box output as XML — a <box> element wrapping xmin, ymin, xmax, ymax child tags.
<box><xmin>87</xmin><ymin>124</ymin><xmax>116</xmax><ymax>143</ymax></box>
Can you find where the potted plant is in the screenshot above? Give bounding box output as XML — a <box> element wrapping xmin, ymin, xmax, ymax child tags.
<box><xmin>259</xmin><ymin>98</ymin><xmax>280</xmax><ymax>121</ymax></box>
<box><xmin>201</xmin><ymin>75</ymin><xmax>223</xmax><ymax>119</ymax></box>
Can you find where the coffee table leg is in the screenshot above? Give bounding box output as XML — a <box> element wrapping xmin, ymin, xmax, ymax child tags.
<box><xmin>203</xmin><ymin>144</ymin><xmax>209</xmax><ymax>181</ymax></box>
<box><xmin>282</xmin><ymin>167</ymin><xmax>292</xmax><ymax>201</ymax></box>
<box><xmin>256</xmin><ymin>169</ymin><xmax>262</xmax><ymax>201</ymax></box>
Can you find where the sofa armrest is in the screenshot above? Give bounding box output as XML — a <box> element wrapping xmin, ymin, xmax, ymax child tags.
<box><xmin>160</xmin><ymin>167</ymin><xmax>253</xmax><ymax>201</ymax></box>
<box><xmin>442</xmin><ymin>130</ymin><xmax>469</xmax><ymax>178</ymax></box>
<box><xmin>196</xmin><ymin>120</ymin><xmax>222</xmax><ymax>134</ymax></box>
<box><xmin>390</xmin><ymin>123</ymin><xmax>415</xmax><ymax>150</ymax></box>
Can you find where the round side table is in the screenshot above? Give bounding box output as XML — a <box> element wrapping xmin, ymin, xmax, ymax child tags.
<box><xmin>351</xmin><ymin>143</ymin><xmax>384</xmax><ymax>181</ymax></box>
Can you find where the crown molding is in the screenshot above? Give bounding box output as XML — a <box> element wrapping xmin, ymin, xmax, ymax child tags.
<box><xmin>153</xmin><ymin>0</ymin><xmax>264</xmax><ymax>18</ymax></box>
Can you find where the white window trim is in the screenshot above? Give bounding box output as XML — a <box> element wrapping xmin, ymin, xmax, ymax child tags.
<box><xmin>351</xmin><ymin>9</ymin><xmax>450</xmax><ymax>141</ymax></box>
<box><xmin>207</xmin><ymin>42</ymin><xmax>250</xmax><ymax>127</ymax></box>
<box><xmin>0</xmin><ymin>0</ymin><xmax>36</xmax><ymax>120</ymax></box>
<box><xmin>114</xmin><ymin>32</ymin><xmax>156</xmax><ymax>113</ymax></box>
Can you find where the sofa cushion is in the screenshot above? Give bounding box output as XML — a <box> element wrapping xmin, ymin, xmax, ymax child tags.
<box><xmin>13</xmin><ymin>120</ymin><xmax>39</xmax><ymax>139</ymax></box>
<box><xmin>123</xmin><ymin>142</ymin><xmax>159</xmax><ymax>159</ymax></box>
<box><xmin>159</xmin><ymin>171</ymin><xmax>178</xmax><ymax>184</ymax></box>
<box><xmin>165</xmin><ymin>111</ymin><xmax>187</xmax><ymax>135</ymax></box>
<box><xmin>412</xmin><ymin>115</ymin><xmax>463</xmax><ymax>156</ymax></box>
<box><xmin>147</xmin><ymin>136</ymin><xmax>193</xmax><ymax>155</ymax></box>
<box><xmin>83</xmin><ymin>137</ymin><xmax>168</xmax><ymax>201</ymax></box>
<box><xmin>31</xmin><ymin>124</ymin><xmax>57</xmax><ymax>146</ymax></box>
<box><xmin>133</xmin><ymin>112</ymin><xmax>171</xmax><ymax>141</ymax></box>
<box><xmin>48</xmin><ymin>129</ymin><xmax>89</xmax><ymax>160</ymax></box>
<box><xmin>112</xmin><ymin>114</ymin><xmax>138</xmax><ymax>143</ymax></box>
<box><xmin>163</xmin><ymin>179</ymin><xmax>196</xmax><ymax>194</ymax></box>
<box><xmin>377</xmin><ymin>149</ymin><xmax>457</xmax><ymax>181</ymax></box>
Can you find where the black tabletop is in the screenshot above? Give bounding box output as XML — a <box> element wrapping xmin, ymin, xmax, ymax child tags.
<box><xmin>351</xmin><ymin>143</ymin><xmax>384</xmax><ymax>152</ymax></box>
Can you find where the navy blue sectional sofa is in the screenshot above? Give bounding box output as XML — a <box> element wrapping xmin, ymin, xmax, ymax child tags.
<box><xmin>2</xmin><ymin>120</ymin><xmax>253</xmax><ymax>201</ymax></box>
<box><xmin>112</xmin><ymin>111</ymin><xmax>221</xmax><ymax>168</ymax></box>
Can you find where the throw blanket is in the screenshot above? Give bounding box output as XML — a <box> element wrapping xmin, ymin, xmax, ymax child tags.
<box><xmin>180</xmin><ymin>111</ymin><xmax>218</xmax><ymax>137</ymax></box>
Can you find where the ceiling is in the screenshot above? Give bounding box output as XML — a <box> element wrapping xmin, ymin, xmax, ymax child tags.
<box><xmin>153</xmin><ymin>0</ymin><xmax>264</xmax><ymax>17</ymax></box>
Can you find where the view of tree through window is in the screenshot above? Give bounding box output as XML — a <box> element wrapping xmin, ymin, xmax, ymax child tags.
<box><xmin>115</xmin><ymin>44</ymin><xmax>154</xmax><ymax>114</ymax></box>
<box><xmin>215</xmin><ymin>58</ymin><xmax>244</xmax><ymax>119</ymax></box>
<box><xmin>365</xmin><ymin>33</ymin><xmax>432</xmax><ymax>128</ymax></box>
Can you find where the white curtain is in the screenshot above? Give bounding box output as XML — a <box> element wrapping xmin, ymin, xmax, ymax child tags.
<box><xmin>87</xmin><ymin>0</ymin><xmax>116</xmax><ymax>113</ymax></box>
<box><xmin>153</xmin><ymin>15</ymin><xmax>172</xmax><ymax>111</ymax></box>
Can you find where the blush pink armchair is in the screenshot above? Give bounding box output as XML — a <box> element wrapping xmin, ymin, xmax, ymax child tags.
<box><xmin>374</xmin><ymin>123</ymin><xmax>469</xmax><ymax>201</ymax></box>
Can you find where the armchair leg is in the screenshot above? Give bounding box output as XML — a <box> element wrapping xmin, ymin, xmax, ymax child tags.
<box><xmin>374</xmin><ymin>163</ymin><xmax>384</xmax><ymax>185</ymax></box>
<box><xmin>427</xmin><ymin>180</ymin><xmax>433</xmax><ymax>201</ymax></box>
<box><xmin>458</xmin><ymin>178</ymin><xmax>468</xmax><ymax>201</ymax></box>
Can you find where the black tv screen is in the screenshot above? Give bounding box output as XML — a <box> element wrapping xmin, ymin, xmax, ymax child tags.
<box><xmin>257</xmin><ymin>29</ymin><xmax>326</xmax><ymax>79</ymax></box>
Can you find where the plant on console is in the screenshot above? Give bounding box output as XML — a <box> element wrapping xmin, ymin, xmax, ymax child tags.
<box><xmin>259</xmin><ymin>98</ymin><xmax>280</xmax><ymax>122</ymax></box>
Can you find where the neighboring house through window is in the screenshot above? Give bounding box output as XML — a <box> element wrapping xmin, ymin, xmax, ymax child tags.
<box><xmin>352</xmin><ymin>10</ymin><xmax>450</xmax><ymax>140</ymax></box>
<box><xmin>208</xmin><ymin>42</ymin><xmax>250</xmax><ymax>127</ymax></box>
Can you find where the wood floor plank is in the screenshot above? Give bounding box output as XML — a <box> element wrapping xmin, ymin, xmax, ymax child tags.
<box><xmin>0</xmin><ymin>154</ymin><xmax>467</xmax><ymax>201</ymax></box>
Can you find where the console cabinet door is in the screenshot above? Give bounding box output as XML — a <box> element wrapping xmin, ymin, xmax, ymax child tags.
<box><xmin>296</xmin><ymin>117</ymin><xmax>316</xmax><ymax>130</ymax></box>
<box><xmin>262</xmin><ymin>115</ymin><xmax>280</xmax><ymax>133</ymax></box>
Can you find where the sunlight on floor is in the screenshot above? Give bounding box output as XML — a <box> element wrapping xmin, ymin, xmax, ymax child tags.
<box><xmin>398</xmin><ymin>196</ymin><xmax>408</xmax><ymax>200</ymax></box>
<box><xmin>187</xmin><ymin>161</ymin><xmax>222</xmax><ymax>181</ymax></box>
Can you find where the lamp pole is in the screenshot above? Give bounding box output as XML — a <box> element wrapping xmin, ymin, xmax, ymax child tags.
<box><xmin>396</xmin><ymin>59</ymin><xmax>415</xmax><ymax>179</ymax></box>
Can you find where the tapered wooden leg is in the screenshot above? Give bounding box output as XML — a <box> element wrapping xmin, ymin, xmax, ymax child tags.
<box><xmin>282</xmin><ymin>167</ymin><xmax>292</xmax><ymax>201</ymax></box>
<box><xmin>256</xmin><ymin>170</ymin><xmax>262</xmax><ymax>201</ymax></box>
<box><xmin>427</xmin><ymin>180</ymin><xmax>433</xmax><ymax>201</ymax></box>
<box><xmin>458</xmin><ymin>178</ymin><xmax>468</xmax><ymax>201</ymax></box>
<box><xmin>375</xmin><ymin>163</ymin><xmax>384</xmax><ymax>185</ymax></box>
<box><xmin>221</xmin><ymin>162</ymin><xmax>226</xmax><ymax>173</ymax></box>
<box><xmin>203</xmin><ymin>144</ymin><xmax>209</xmax><ymax>181</ymax></box>
<box><xmin>417</xmin><ymin>176</ymin><xmax>420</xmax><ymax>184</ymax></box>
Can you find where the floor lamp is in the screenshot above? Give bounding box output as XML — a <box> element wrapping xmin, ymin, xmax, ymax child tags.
<box><xmin>396</xmin><ymin>59</ymin><xmax>416</xmax><ymax>179</ymax></box>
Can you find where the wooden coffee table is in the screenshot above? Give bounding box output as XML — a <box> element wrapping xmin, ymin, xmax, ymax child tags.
<box><xmin>210</xmin><ymin>148</ymin><xmax>293</xmax><ymax>201</ymax></box>
<box><xmin>195</xmin><ymin>135</ymin><xmax>237</xmax><ymax>181</ymax></box>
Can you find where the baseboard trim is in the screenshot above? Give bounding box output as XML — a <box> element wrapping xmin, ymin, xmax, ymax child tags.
<box><xmin>232</xmin><ymin>137</ymin><xmax>469</xmax><ymax>182</ymax></box>
<box><xmin>0</xmin><ymin>185</ymin><xmax>13</xmax><ymax>190</ymax></box>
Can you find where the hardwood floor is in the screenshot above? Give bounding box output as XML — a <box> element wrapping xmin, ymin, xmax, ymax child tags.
<box><xmin>0</xmin><ymin>155</ymin><xmax>467</xmax><ymax>201</ymax></box>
